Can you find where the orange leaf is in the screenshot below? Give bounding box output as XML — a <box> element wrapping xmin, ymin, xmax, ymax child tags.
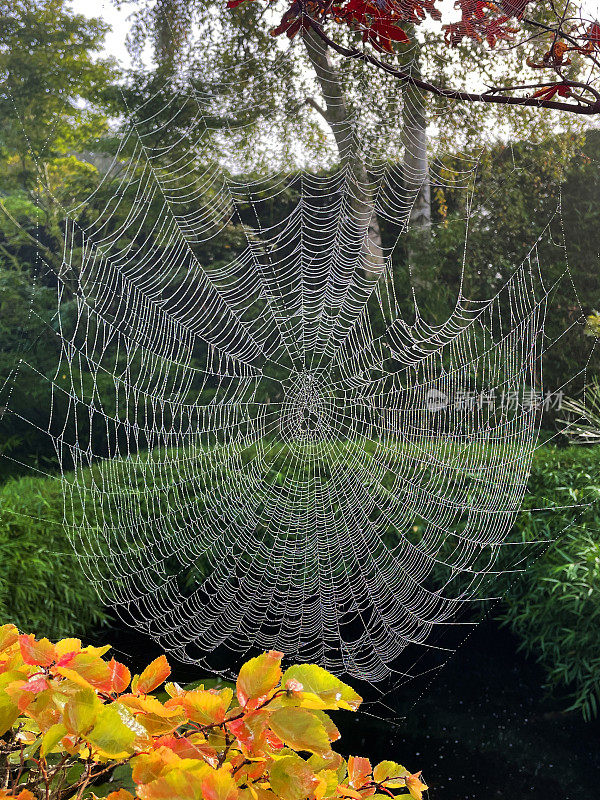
<box><xmin>201</xmin><ymin>768</ymin><xmax>239</xmax><ymax>800</ymax></box>
<box><xmin>133</xmin><ymin>655</ymin><xmax>171</xmax><ymax>694</ymax></box>
<box><xmin>98</xmin><ymin>658</ymin><xmax>131</xmax><ymax>695</ymax></box>
<box><xmin>348</xmin><ymin>756</ymin><xmax>372</xmax><ymax>789</ymax></box>
<box><xmin>226</xmin><ymin>709</ymin><xmax>270</xmax><ymax>755</ymax></box>
<box><xmin>154</xmin><ymin>734</ymin><xmax>219</xmax><ymax>768</ymax></box>
<box><xmin>405</xmin><ymin>771</ymin><xmax>428</xmax><ymax>800</ymax></box>
<box><xmin>18</xmin><ymin>634</ymin><xmax>55</xmax><ymax>667</ymax></box>
<box><xmin>335</xmin><ymin>786</ymin><xmax>362</xmax><ymax>800</ymax></box>
<box><xmin>165</xmin><ymin>687</ymin><xmax>232</xmax><ymax>725</ymax></box>
<box><xmin>55</xmin><ymin>650</ymin><xmax>111</xmax><ymax>688</ymax></box>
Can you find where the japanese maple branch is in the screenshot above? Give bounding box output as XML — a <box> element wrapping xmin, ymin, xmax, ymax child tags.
<box><xmin>303</xmin><ymin>16</ymin><xmax>600</xmax><ymax>115</ymax></box>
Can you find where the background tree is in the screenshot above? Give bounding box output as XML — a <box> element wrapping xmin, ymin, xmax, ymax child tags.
<box><xmin>0</xmin><ymin>0</ymin><xmax>119</xmax><ymax>477</ymax></box>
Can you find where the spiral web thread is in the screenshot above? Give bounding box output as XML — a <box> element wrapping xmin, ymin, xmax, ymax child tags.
<box><xmin>1</xmin><ymin>32</ymin><xmax>584</xmax><ymax>682</ymax></box>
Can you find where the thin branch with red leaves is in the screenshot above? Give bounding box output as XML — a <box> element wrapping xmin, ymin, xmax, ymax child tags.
<box><xmin>227</xmin><ymin>0</ymin><xmax>600</xmax><ymax>115</ymax></box>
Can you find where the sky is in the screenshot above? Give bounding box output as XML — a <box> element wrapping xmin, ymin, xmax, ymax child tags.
<box><xmin>71</xmin><ymin>0</ymin><xmax>140</xmax><ymax>67</ymax></box>
<box><xmin>72</xmin><ymin>0</ymin><xmax>600</xmax><ymax>70</ymax></box>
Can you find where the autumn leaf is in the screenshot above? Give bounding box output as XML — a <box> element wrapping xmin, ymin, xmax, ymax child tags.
<box><xmin>226</xmin><ymin>708</ymin><xmax>272</xmax><ymax>754</ymax></box>
<box><xmin>405</xmin><ymin>771</ymin><xmax>429</xmax><ymax>800</ymax></box>
<box><xmin>40</xmin><ymin>722</ymin><xmax>68</xmax><ymax>757</ymax></box>
<box><xmin>86</xmin><ymin>703</ymin><xmax>137</xmax><ymax>757</ymax></box>
<box><xmin>105</xmin><ymin>791</ymin><xmax>136</xmax><ymax>800</ymax></box>
<box><xmin>63</xmin><ymin>687</ymin><xmax>100</xmax><ymax>736</ymax></box>
<box><xmin>201</xmin><ymin>767</ymin><xmax>239</xmax><ymax>800</ymax></box>
<box><xmin>56</xmin><ymin>650</ymin><xmax>112</xmax><ymax>688</ymax></box>
<box><xmin>132</xmin><ymin>655</ymin><xmax>171</xmax><ymax>695</ymax></box>
<box><xmin>166</xmin><ymin>687</ymin><xmax>232</xmax><ymax>725</ymax></box>
<box><xmin>269</xmin><ymin>707</ymin><xmax>331</xmax><ymax>755</ymax></box>
<box><xmin>120</xmin><ymin>694</ymin><xmax>187</xmax><ymax>736</ymax></box>
<box><xmin>0</xmin><ymin>625</ymin><xmax>18</xmax><ymax>653</ymax></box>
<box><xmin>18</xmin><ymin>634</ymin><xmax>55</xmax><ymax>667</ymax></box>
<box><xmin>98</xmin><ymin>658</ymin><xmax>131</xmax><ymax>695</ymax></box>
<box><xmin>279</xmin><ymin>664</ymin><xmax>362</xmax><ymax>711</ymax></box>
<box><xmin>348</xmin><ymin>756</ymin><xmax>372</xmax><ymax>789</ymax></box>
<box><xmin>0</xmin><ymin>693</ymin><xmax>20</xmax><ymax>737</ymax></box>
<box><xmin>373</xmin><ymin>760</ymin><xmax>408</xmax><ymax>788</ymax></box>
<box><xmin>269</xmin><ymin>753</ymin><xmax>319</xmax><ymax>800</ymax></box>
<box><xmin>236</xmin><ymin>650</ymin><xmax>283</xmax><ymax>709</ymax></box>
<box><xmin>154</xmin><ymin>734</ymin><xmax>219</xmax><ymax>768</ymax></box>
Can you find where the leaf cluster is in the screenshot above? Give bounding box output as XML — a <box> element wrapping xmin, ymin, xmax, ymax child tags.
<box><xmin>0</xmin><ymin>629</ymin><xmax>427</xmax><ymax>800</ymax></box>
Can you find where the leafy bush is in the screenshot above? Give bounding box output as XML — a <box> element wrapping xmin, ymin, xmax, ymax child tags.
<box><xmin>0</xmin><ymin>475</ymin><xmax>106</xmax><ymax>638</ymax></box>
<box><xmin>558</xmin><ymin>376</ymin><xmax>600</xmax><ymax>444</ymax></box>
<box><xmin>500</xmin><ymin>445</ymin><xmax>600</xmax><ymax>720</ymax></box>
<box><xmin>0</xmin><ymin>625</ymin><xmax>427</xmax><ymax>800</ymax></box>
<box><xmin>1</xmin><ymin>441</ymin><xmax>599</xmax><ymax>719</ymax></box>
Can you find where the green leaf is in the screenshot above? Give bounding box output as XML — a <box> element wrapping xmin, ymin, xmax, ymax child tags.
<box><xmin>269</xmin><ymin>753</ymin><xmax>319</xmax><ymax>800</ymax></box>
<box><xmin>0</xmin><ymin>694</ymin><xmax>20</xmax><ymax>737</ymax></box>
<box><xmin>269</xmin><ymin>707</ymin><xmax>331</xmax><ymax>755</ymax></box>
<box><xmin>64</xmin><ymin>687</ymin><xmax>100</xmax><ymax>736</ymax></box>
<box><xmin>87</xmin><ymin>703</ymin><xmax>136</xmax><ymax>756</ymax></box>
<box><xmin>280</xmin><ymin>665</ymin><xmax>362</xmax><ymax>711</ymax></box>
<box><xmin>41</xmin><ymin>722</ymin><xmax>68</xmax><ymax>757</ymax></box>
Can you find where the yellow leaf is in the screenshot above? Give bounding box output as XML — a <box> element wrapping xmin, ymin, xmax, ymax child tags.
<box><xmin>237</xmin><ymin>652</ymin><xmax>282</xmax><ymax>709</ymax></box>
<box><xmin>0</xmin><ymin>624</ymin><xmax>19</xmax><ymax>653</ymax></box>
<box><xmin>269</xmin><ymin>753</ymin><xmax>318</xmax><ymax>800</ymax></box>
<box><xmin>120</xmin><ymin>694</ymin><xmax>187</xmax><ymax>736</ymax></box>
<box><xmin>313</xmin><ymin>769</ymin><xmax>339</xmax><ymax>799</ymax></box>
<box><xmin>269</xmin><ymin>708</ymin><xmax>331</xmax><ymax>756</ymax></box>
<box><xmin>279</xmin><ymin>666</ymin><xmax>361</xmax><ymax>712</ymax></box>
<box><xmin>55</xmin><ymin>638</ymin><xmax>82</xmax><ymax>658</ymax></box>
<box><xmin>40</xmin><ymin>722</ymin><xmax>67</xmax><ymax>757</ymax></box>
<box><xmin>373</xmin><ymin>760</ymin><xmax>408</xmax><ymax>788</ymax></box>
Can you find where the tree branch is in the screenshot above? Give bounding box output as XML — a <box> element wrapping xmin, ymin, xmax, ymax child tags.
<box><xmin>304</xmin><ymin>95</ymin><xmax>328</xmax><ymax>119</ymax></box>
<box><xmin>303</xmin><ymin>16</ymin><xmax>600</xmax><ymax>116</ymax></box>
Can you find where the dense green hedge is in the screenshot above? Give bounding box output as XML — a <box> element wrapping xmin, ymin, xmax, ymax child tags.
<box><xmin>0</xmin><ymin>474</ymin><xmax>107</xmax><ymax>638</ymax></box>
<box><xmin>500</xmin><ymin>445</ymin><xmax>600</xmax><ymax>720</ymax></box>
<box><xmin>0</xmin><ymin>443</ymin><xmax>599</xmax><ymax>718</ymax></box>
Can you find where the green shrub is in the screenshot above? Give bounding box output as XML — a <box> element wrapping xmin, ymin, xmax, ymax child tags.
<box><xmin>0</xmin><ymin>473</ymin><xmax>107</xmax><ymax>638</ymax></box>
<box><xmin>500</xmin><ymin>445</ymin><xmax>600</xmax><ymax>720</ymax></box>
<box><xmin>1</xmin><ymin>442</ymin><xmax>599</xmax><ymax>719</ymax></box>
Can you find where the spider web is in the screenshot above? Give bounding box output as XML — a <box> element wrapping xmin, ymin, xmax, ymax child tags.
<box><xmin>0</xmin><ymin>31</ymin><xmax>586</xmax><ymax>683</ymax></box>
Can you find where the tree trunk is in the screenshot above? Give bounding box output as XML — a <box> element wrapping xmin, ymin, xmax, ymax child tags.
<box><xmin>302</xmin><ymin>27</ymin><xmax>385</xmax><ymax>278</ymax></box>
<box><xmin>402</xmin><ymin>83</ymin><xmax>431</xmax><ymax>231</ymax></box>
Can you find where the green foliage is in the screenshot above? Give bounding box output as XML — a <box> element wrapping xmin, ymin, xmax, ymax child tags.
<box><xmin>0</xmin><ymin>473</ymin><xmax>107</xmax><ymax>638</ymax></box>
<box><xmin>499</xmin><ymin>445</ymin><xmax>600</xmax><ymax>720</ymax></box>
<box><xmin>1</xmin><ymin>441</ymin><xmax>599</xmax><ymax>721</ymax></box>
<box><xmin>0</xmin><ymin>0</ymin><xmax>119</xmax><ymax>184</ymax></box>
<box><xmin>559</xmin><ymin>377</ymin><xmax>600</xmax><ymax>444</ymax></box>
